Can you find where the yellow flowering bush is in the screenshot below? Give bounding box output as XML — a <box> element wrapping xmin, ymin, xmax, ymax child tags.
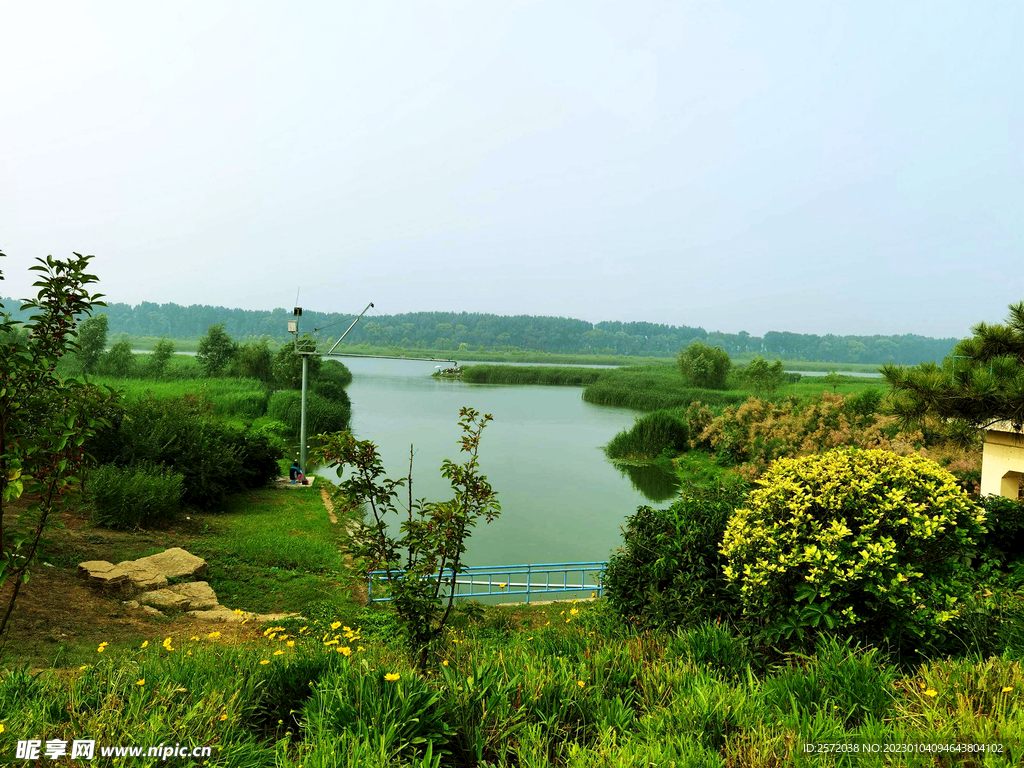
<box><xmin>720</xmin><ymin>448</ymin><xmax>985</xmax><ymax>647</ymax></box>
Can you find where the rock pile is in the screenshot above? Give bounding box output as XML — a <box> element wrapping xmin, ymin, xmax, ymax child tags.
<box><xmin>78</xmin><ymin>547</ymin><xmax>297</xmax><ymax>623</ymax></box>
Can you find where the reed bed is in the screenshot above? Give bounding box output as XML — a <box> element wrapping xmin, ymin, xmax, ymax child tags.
<box><xmin>459</xmin><ymin>365</ymin><xmax>605</xmax><ymax>386</ymax></box>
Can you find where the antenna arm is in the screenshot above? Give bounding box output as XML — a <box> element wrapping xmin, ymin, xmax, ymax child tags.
<box><xmin>326</xmin><ymin>302</ymin><xmax>375</xmax><ymax>355</ymax></box>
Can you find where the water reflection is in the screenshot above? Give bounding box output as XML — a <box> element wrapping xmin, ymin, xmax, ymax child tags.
<box><xmin>615</xmin><ymin>462</ymin><xmax>681</xmax><ymax>503</ymax></box>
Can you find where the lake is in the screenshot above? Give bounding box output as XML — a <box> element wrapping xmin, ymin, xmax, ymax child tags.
<box><xmin>311</xmin><ymin>357</ymin><xmax>677</xmax><ymax>567</ymax></box>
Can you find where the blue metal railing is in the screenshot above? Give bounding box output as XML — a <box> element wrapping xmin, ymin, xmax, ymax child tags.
<box><xmin>367</xmin><ymin>561</ymin><xmax>607</xmax><ymax>604</ymax></box>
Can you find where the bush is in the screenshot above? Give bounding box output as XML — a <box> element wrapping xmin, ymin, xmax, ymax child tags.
<box><xmin>721</xmin><ymin>448</ymin><xmax>986</xmax><ymax>649</ymax></box>
<box><xmin>89</xmin><ymin>463</ymin><xmax>184</xmax><ymax>529</ymax></box>
<box><xmin>213</xmin><ymin>389</ymin><xmax>271</xmax><ymax>418</ymax></box>
<box><xmin>89</xmin><ymin>394</ymin><xmax>279</xmax><ymax>511</ymax></box>
<box><xmin>230</xmin><ymin>340</ymin><xmax>274</xmax><ymax>383</ymax></box>
<box><xmin>268</xmin><ymin>390</ymin><xmax>351</xmax><ymax>437</ymax></box>
<box><xmin>677</xmin><ymin>342</ymin><xmax>731</xmax><ymax>389</ymax></box>
<box><xmin>318</xmin><ymin>359</ymin><xmax>353</xmax><ymax>388</ymax></box>
<box><xmin>977</xmin><ymin>495</ymin><xmax>1024</xmax><ymax>565</ymax></box>
<box><xmin>604</xmin><ymin>485</ymin><xmax>747</xmax><ymax>630</ymax></box>
<box><xmin>605</xmin><ymin>411</ymin><xmax>689</xmax><ymax>461</ymax></box>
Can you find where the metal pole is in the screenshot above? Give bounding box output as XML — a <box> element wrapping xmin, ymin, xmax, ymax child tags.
<box><xmin>300</xmin><ymin>355</ymin><xmax>309</xmax><ymax>475</ymax></box>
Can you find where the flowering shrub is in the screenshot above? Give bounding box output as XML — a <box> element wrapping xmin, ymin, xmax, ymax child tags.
<box><xmin>720</xmin><ymin>449</ymin><xmax>986</xmax><ymax>649</ymax></box>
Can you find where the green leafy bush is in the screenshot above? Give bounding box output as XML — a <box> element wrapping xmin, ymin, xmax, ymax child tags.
<box><xmin>605</xmin><ymin>411</ymin><xmax>689</xmax><ymax>461</ymax></box>
<box><xmin>318</xmin><ymin>359</ymin><xmax>353</xmax><ymax>388</ymax></box>
<box><xmin>89</xmin><ymin>394</ymin><xmax>278</xmax><ymax>510</ymax></box>
<box><xmin>604</xmin><ymin>485</ymin><xmax>747</xmax><ymax>630</ymax></box>
<box><xmin>89</xmin><ymin>463</ymin><xmax>184</xmax><ymax>529</ymax></box>
<box><xmin>721</xmin><ymin>448</ymin><xmax>986</xmax><ymax>648</ymax></box>
<box><xmin>268</xmin><ymin>390</ymin><xmax>351</xmax><ymax>436</ymax></box>
<box><xmin>677</xmin><ymin>342</ymin><xmax>731</xmax><ymax>389</ymax></box>
<box><xmin>977</xmin><ymin>495</ymin><xmax>1024</xmax><ymax>565</ymax></box>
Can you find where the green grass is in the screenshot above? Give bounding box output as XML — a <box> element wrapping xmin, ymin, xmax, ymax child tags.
<box><xmin>582</xmin><ymin>364</ymin><xmax>750</xmax><ymax>411</ymax></box>
<box><xmin>6</xmin><ymin>604</ymin><xmax>1024</xmax><ymax>767</ymax></box>
<box><xmin>189</xmin><ymin>487</ymin><xmax>352</xmax><ymax>615</ymax></box>
<box><xmin>89</xmin><ymin>375</ymin><xmax>271</xmax><ymax>418</ymax></box>
<box><xmin>457</xmin><ymin>365</ymin><xmax>605</xmax><ymax>386</ymax></box>
<box><xmin>673</xmin><ymin>450</ymin><xmax>743</xmax><ymax>489</ymax></box>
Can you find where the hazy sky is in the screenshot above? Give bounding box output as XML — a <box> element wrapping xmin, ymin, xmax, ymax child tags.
<box><xmin>1</xmin><ymin>1</ymin><xmax>1020</xmax><ymax>338</ymax></box>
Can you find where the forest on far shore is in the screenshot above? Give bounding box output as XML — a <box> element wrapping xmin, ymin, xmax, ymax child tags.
<box><xmin>2</xmin><ymin>298</ymin><xmax>960</xmax><ymax>365</ymax></box>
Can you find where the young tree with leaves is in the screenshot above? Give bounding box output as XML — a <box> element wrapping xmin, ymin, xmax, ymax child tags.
<box><xmin>313</xmin><ymin>407</ymin><xmax>500</xmax><ymax>670</ymax></box>
<box><xmin>149</xmin><ymin>336</ymin><xmax>175</xmax><ymax>377</ymax></box>
<box><xmin>196</xmin><ymin>322</ymin><xmax>237</xmax><ymax>377</ymax></box>
<box><xmin>741</xmin><ymin>356</ymin><xmax>785</xmax><ymax>395</ymax></box>
<box><xmin>884</xmin><ymin>301</ymin><xmax>1024</xmax><ymax>432</ymax></box>
<box><xmin>677</xmin><ymin>341</ymin><xmax>732</xmax><ymax>389</ymax></box>
<box><xmin>75</xmin><ymin>313</ymin><xmax>108</xmax><ymax>374</ymax></box>
<box><xmin>0</xmin><ymin>252</ymin><xmax>118</xmax><ymax>642</ymax></box>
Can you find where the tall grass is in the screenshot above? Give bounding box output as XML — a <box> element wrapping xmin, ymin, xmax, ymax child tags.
<box><xmin>459</xmin><ymin>365</ymin><xmax>604</xmax><ymax>386</ymax></box>
<box><xmin>7</xmin><ymin>610</ymin><xmax>1024</xmax><ymax>767</ymax></box>
<box><xmin>90</xmin><ymin>376</ymin><xmax>271</xmax><ymax>418</ymax></box>
<box><xmin>583</xmin><ymin>365</ymin><xmax>749</xmax><ymax>411</ymax></box>
<box><xmin>605</xmin><ymin>411</ymin><xmax>689</xmax><ymax>460</ymax></box>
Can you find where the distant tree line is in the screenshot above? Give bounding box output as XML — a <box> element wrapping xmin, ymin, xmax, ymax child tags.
<box><xmin>0</xmin><ymin>299</ymin><xmax>960</xmax><ymax>364</ymax></box>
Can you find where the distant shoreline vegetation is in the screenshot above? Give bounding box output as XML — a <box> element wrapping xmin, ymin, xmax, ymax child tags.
<box><xmin>0</xmin><ymin>297</ymin><xmax>959</xmax><ymax>365</ymax></box>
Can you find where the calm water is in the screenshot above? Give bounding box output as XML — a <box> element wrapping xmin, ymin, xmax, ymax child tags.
<box><xmin>311</xmin><ymin>357</ymin><xmax>677</xmax><ymax>566</ymax></box>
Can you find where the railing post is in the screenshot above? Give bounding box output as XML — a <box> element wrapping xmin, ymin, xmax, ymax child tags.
<box><xmin>526</xmin><ymin>563</ymin><xmax>531</xmax><ymax>605</ymax></box>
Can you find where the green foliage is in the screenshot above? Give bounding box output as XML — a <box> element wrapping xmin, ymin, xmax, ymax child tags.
<box><xmin>75</xmin><ymin>313</ymin><xmax>108</xmax><ymax>374</ymax></box>
<box><xmin>148</xmin><ymin>336</ymin><xmax>175</xmax><ymax>377</ymax></box>
<box><xmin>824</xmin><ymin>370</ymin><xmax>844</xmax><ymax>391</ymax></box>
<box><xmin>604</xmin><ymin>485</ymin><xmax>747</xmax><ymax>630</ymax></box>
<box><xmin>100</xmin><ymin>338</ymin><xmax>136</xmax><ymax>377</ymax></box>
<box><xmin>318</xmin><ymin>359</ymin><xmax>353</xmax><ymax>388</ymax></box>
<box><xmin>977</xmin><ymin>495</ymin><xmax>1024</xmax><ymax>566</ymax></box>
<box><xmin>231</xmin><ymin>339</ymin><xmax>274</xmax><ymax>382</ymax></box>
<box><xmin>90</xmin><ymin>394</ymin><xmax>278</xmax><ymax>510</ymax></box>
<box><xmin>273</xmin><ymin>336</ymin><xmax>322</xmax><ymax>389</ymax></box>
<box><xmin>0</xmin><ymin>251</ymin><xmax>119</xmax><ymax>639</ymax></box>
<box><xmin>678</xmin><ymin>342</ymin><xmax>732</xmax><ymax>390</ymax></box>
<box><xmin>582</xmin><ymin>364</ymin><xmax>748</xmax><ymax>411</ymax></box>
<box><xmin>313</xmin><ymin>408</ymin><xmax>500</xmax><ymax>671</ymax></box>
<box><xmin>721</xmin><ymin>449</ymin><xmax>986</xmax><ymax>650</ymax></box>
<box><xmin>885</xmin><ymin>300</ymin><xmax>1024</xmax><ymax>431</ymax></box>
<box><xmin>459</xmin><ymin>365</ymin><xmax>605</xmax><ymax>386</ymax></box>
<box><xmin>88</xmin><ymin>462</ymin><xmax>184</xmax><ymax>529</ymax></box>
<box><xmin>268</xmin><ymin>390</ymin><xmax>351</xmax><ymax>437</ymax></box>
<box><xmin>196</xmin><ymin>322</ymin><xmax>238</xmax><ymax>377</ymax></box>
<box><xmin>739</xmin><ymin>357</ymin><xmax>784</xmax><ymax>395</ymax></box>
<box><xmin>605</xmin><ymin>411</ymin><xmax>689</xmax><ymax>461</ymax></box>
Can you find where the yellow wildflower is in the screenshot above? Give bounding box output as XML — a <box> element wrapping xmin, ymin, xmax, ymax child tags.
<box><xmin>498</xmin><ymin>583</ymin><xmax>506</xmax><ymax>589</ymax></box>
<box><xmin>339</xmin><ymin>646</ymin><xmax>352</xmax><ymax>656</ymax></box>
<box><xmin>79</xmin><ymin>665</ymin><xmax>90</xmax><ymax>671</ymax></box>
<box><xmin>577</xmin><ymin>680</ymin><xmax>586</xmax><ymax>688</ymax></box>
<box><xmin>190</xmin><ymin>635</ymin><xmax>200</xmax><ymax>641</ymax></box>
<box><xmin>267</xmin><ymin>633</ymin><xmax>277</xmax><ymax>641</ymax></box>
<box><xmin>924</xmin><ymin>689</ymin><xmax>938</xmax><ymax>697</ymax></box>
<box><xmin>287</xmin><ymin>640</ymin><xmax>295</xmax><ymax>648</ymax></box>
<box><xmin>273</xmin><ymin>650</ymin><xmax>285</xmax><ymax>656</ymax></box>
<box><xmin>232</xmin><ymin>609</ymin><xmax>244</xmax><ymax>615</ymax></box>
<box><xmin>220</xmin><ymin>714</ymin><xmax>228</xmax><ymax>721</ymax></box>
<box><xmin>140</xmin><ymin>640</ymin><xmax>149</xmax><ymax>649</ymax></box>
<box><xmin>442</xmin><ymin>659</ymin><xmax>449</xmax><ymax>666</ymax></box>
<box><xmin>207</xmin><ymin>631</ymin><xmax>221</xmax><ymax>640</ymax></box>
<box><xmin>343</xmin><ymin>626</ymin><xmax>352</xmax><ymax>632</ymax></box>
<box><xmin>1003</xmin><ymin>686</ymin><xmax>1014</xmax><ymax>693</ymax></box>
<box><xmin>136</xmin><ymin>679</ymin><xmax>145</xmax><ymax>686</ymax></box>
<box><xmin>330</xmin><ymin>621</ymin><xmax>342</xmax><ymax>630</ymax></box>
<box><xmin>357</xmin><ymin>646</ymin><xmax>365</xmax><ymax>652</ymax></box>
<box><xmin>260</xmin><ymin>660</ymin><xmax>270</xmax><ymax>665</ymax></box>
<box><xmin>324</xmin><ymin>639</ymin><xmax>338</xmax><ymax>646</ymax></box>
<box><xmin>384</xmin><ymin>673</ymin><xmax>400</xmax><ymax>682</ymax></box>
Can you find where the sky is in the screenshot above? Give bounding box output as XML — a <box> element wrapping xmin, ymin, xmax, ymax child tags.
<box><xmin>1</xmin><ymin>1</ymin><xmax>1020</xmax><ymax>338</ymax></box>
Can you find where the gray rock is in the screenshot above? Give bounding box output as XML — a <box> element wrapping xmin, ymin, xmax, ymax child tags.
<box><xmin>167</xmin><ymin>581</ymin><xmax>219</xmax><ymax>611</ymax></box>
<box><xmin>138</xmin><ymin>589</ymin><xmax>192</xmax><ymax>611</ymax></box>
<box><xmin>77</xmin><ymin>561</ymin><xmax>130</xmax><ymax>592</ymax></box>
<box><xmin>123</xmin><ymin>600</ymin><xmax>141</xmax><ymax>609</ymax></box>
<box><xmin>141</xmin><ymin>605</ymin><xmax>164</xmax><ymax>616</ymax></box>
<box><xmin>126</xmin><ymin>548</ymin><xmax>207</xmax><ymax>580</ymax></box>
<box><xmin>114</xmin><ymin>564</ymin><xmax>168</xmax><ymax>592</ymax></box>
